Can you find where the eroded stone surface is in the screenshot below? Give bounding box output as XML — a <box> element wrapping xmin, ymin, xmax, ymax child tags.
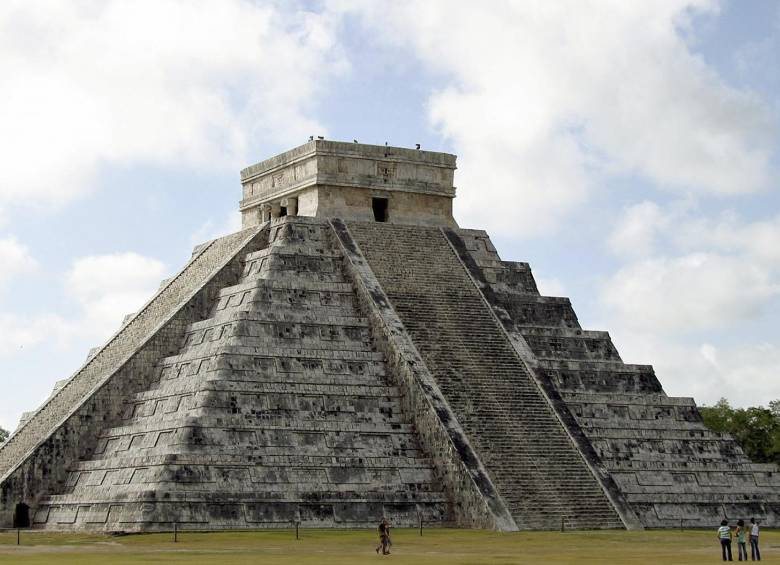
<box><xmin>22</xmin><ymin>219</ymin><xmax>449</xmax><ymax>531</ymax></box>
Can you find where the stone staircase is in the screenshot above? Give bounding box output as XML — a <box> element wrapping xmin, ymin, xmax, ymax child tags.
<box><xmin>31</xmin><ymin>218</ymin><xmax>450</xmax><ymax>531</ymax></box>
<box><xmin>452</xmin><ymin>227</ymin><xmax>780</xmax><ymax>527</ymax></box>
<box><xmin>347</xmin><ymin>222</ymin><xmax>624</xmax><ymax>530</ymax></box>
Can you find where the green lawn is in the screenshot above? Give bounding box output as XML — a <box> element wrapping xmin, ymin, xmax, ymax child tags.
<box><xmin>0</xmin><ymin>528</ymin><xmax>774</xmax><ymax>564</ymax></box>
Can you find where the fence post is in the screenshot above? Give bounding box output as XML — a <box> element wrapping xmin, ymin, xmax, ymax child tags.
<box><xmin>560</xmin><ymin>516</ymin><xmax>565</xmax><ymax>533</ymax></box>
<box><xmin>173</xmin><ymin>522</ymin><xmax>178</xmax><ymax>543</ymax></box>
<box><xmin>16</xmin><ymin>528</ymin><xmax>20</xmax><ymax>546</ymax></box>
<box><xmin>295</xmin><ymin>521</ymin><xmax>300</xmax><ymax>540</ymax></box>
<box><xmin>419</xmin><ymin>513</ymin><xmax>423</xmax><ymax>536</ymax></box>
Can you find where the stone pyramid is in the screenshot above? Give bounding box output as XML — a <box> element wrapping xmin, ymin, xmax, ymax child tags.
<box><xmin>1</xmin><ymin>140</ymin><xmax>777</xmax><ymax>531</ymax></box>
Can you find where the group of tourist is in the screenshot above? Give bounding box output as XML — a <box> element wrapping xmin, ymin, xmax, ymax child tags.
<box><xmin>718</xmin><ymin>517</ymin><xmax>761</xmax><ymax>561</ymax></box>
<box><xmin>373</xmin><ymin>515</ymin><xmax>762</xmax><ymax>559</ymax></box>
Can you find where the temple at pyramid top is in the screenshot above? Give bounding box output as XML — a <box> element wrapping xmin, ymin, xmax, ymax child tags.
<box><xmin>239</xmin><ymin>140</ymin><xmax>458</xmax><ymax>228</ymax></box>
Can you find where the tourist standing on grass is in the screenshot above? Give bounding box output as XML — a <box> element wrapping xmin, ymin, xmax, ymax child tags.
<box><xmin>718</xmin><ymin>519</ymin><xmax>733</xmax><ymax>561</ymax></box>
<box><xmin>385</xmin><ymin>518</ymin><xmax>392</xmax><ymax>553</ymax></box>
<box><xmin>376</xmin><ymin>517</ymin><xmax>391</xmax><ymax>555</ymax></box>
<box><xmin>750</xmin><ymin>517</ymin><xmax>761</xmax><ymax>561</ymax></box>
<box><xmin>735</xmin><ymin>520</ymin><xmax>747</xmax><ymax>561</ymax></box>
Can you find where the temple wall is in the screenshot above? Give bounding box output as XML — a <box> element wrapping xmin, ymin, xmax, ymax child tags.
<box><xmin>239</xmin><ymin>140</ymin><xmax>457</xmax><ymax>228</ymax></box>
<box><xmin>315</xmin><ymin>186</ymin><xmax>455</xmax><ymax>226</ymax></box>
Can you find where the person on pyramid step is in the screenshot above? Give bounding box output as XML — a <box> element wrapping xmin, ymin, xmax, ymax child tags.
<box><xmin>718</xmin><ymin>519</ymin><xmax>733</xmax><ymax>561</ymax></box>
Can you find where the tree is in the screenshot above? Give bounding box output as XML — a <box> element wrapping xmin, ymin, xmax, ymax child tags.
<box><xmin>0</xmin><ymin>426</ymin><xmax>8</xmax><ymax>444</ymax></box>
<box><xmin>699</xmin><ymin>398</ymin><xmax>780</xmax><ymax>465</ymax></box>
<box><xmin>699</xmin><ymin>398</ymin><xmax>733</xmax><ymax>433</ymax></box>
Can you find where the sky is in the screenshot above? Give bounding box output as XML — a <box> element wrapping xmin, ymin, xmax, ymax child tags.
<box><xmin>0</xmin><ymin>0</ymin><xmax>779</xmax><ymax>430</ymax></box>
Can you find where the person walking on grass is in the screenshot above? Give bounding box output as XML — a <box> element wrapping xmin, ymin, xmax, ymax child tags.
<box><xmin>376</xmin><ymin>517</ymin><xmax>391</xmax><ymax>555</ymax></box>
<box><xmin>718</xmin><ymin>519</ymin><xmax>733</xmax><ymax>561</ymax></box>
<box><xmin>750</xmin><ymin>517</ymin><xmax>761</xmax><ymax>561</ymax></box>
<box><xmin>735</xmin><ymin>519</ymin><xmax>748</xmax><ymax>561</ymax></box>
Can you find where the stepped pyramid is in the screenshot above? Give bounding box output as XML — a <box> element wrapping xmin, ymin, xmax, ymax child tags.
<box><xmin>1</xmin><ymin>140</ymin><xmax>777</xmax><ymax>531</ymax></box>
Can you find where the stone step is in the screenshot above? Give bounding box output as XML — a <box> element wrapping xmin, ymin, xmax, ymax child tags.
<box><xmin>183</xmin><ymin>334</ymin><xmax>374</xmax><ymax>353</ymax></box>
<box><xmin>488</xmin><ymin>294</ymin><xmax>580</xmax><ymax>329</ymax></box>
<box><xmin>59</xmin><ymin>468</ymin><xmax>445</xmax><ymax>493</ymax></box>
<box><xmin>26</xmin><ymin>217</ymin><xmax>452</xmax><ymax>531</ymax></box>
<box><xmin>157</xmin><ymin>347</ymin><xmax>385</xmax><ymax>368</ymax></box>
<box><xmin>195</xmin><ymin>310</ymin><xmax>366</xmax><ymax>330</ymax></box>
<box><xmin>625</xmin><ymin>492</ymin><xmax>780</xmax><ymax>504</ymax></box>
<box><xmin>42</xmin><ymin>488</ymin><xmax>449</xmax><ymax>506</ymax></box>
<box><xmin>213</xmin><ymin>289</ymin><xmax>358</xmax><ymax>317</ymax></box>
<box><xmin>582</xmin><ymin>427</ymin><xmax>729</xmax><ymax>441</ymax></box>
<box><xmin>241</xmin><ymin>248</ymin><xmax>345</xmax><ymax>282</ymax></box>
<box><xmin>129</xmin><ymin>380</ymin><xmax>402</xmax><ymax>403</ymax></box>
<box><xmin>219</xmin><ymin>278</ymin><xmax>355</xmax><ymax>297</ymax></box>
<box><xmin>453</xmin><ymin>222</ymin><xmax>780</xmax><ymax>529</ymax></box>
<box><xmin>606</xmin><ymin>460</ymin><xmax>758</xmax><ymax>472</ymax></box>
<box><xmin>92</xmin><ymin>440</ymin><xmax>423</xmax><ymax>459</ymax></box>
<box><xmin>348</xmin><ymin>221</ymin><xmax>623</xmax><ymax>529</ymax></box>
<box><xmin>147</xmin><ymin>371</ymin><xmax>391</xmax><ymax>391</ymax></box>
<box><xmin>33</xmin><ymin>504</ymin><xmax>453</xmax><ymax>531</ymax></box>
<box><xmin>615</xmin><ymin>483</ymin><xmax>780</xmax><ymax>496</ymax></box>
<box><xmin>69</xmin><ymin>452</ymin><xmax>438</xmax><ymax>471</ymax></box>
<box><xmin>117</xmin><ymin>402</ymin><xmax>411</xmax><ymax>426</ymax></box>
<box><xmin>243</xmin><ymin>246</ymin><xmax>343</xmax><ymax>262</ymax></box>
<box><xmin>106</xmin><ymin>412</ymin><xmax>416</xmax><ymax>435</ymax></box>
<box><xmin>560</xmin><ymin>392</ymin><xmax>694</xmax><ymax>406</ymax></box>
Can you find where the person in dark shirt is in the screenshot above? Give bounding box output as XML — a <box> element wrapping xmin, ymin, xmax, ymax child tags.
<box><xmin>376</xmin><ymin>517</ymin><xmax>391</xmax><ymax>555</ymax></box>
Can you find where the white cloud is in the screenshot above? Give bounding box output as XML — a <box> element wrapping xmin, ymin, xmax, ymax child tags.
<box><xmin>0</xmin><ymin>251</ymin><xmax>166</xmax><ymax>359</ymax></box>
<box><xmin>607</xmin><ymin>200</ymin><xmax>780</xmax><ymax>267</ymax></box>
<box><xmin>676</xmin><ymin>212</ymin><xmax>780</xmax><ymax>264</ymax></box>
<box><xmin>602</xmin><ymin>197</ymin><xmax>780</xmax><ymax>336</ymax></box>
<box><xmin>66</xmin><ymin>252</ymin><xmax>167</xmax><ymax>339</ymax></box>
<box><xmin>535</xmin><ymin>276</ymin><xmax>566</xmax><ymax>297</ymax></box>
<box><xmin>0</xmin><ymin>314</ymin><xmax>73</xmax><ymax>357</ymax></box>
<box><xmin>599</xmin><ymin>200</ymin><xmax>780</xmax><ymax>406</ymax></box>
<box><xmin>0</xmin><ymin>0</ymin><xmax>346</xmax><ymax>208</ymax></box>
<box><xmin>0</xmin><ymin>236</ymin><xmax>37</xmax><ymax>287</ymax></box>
<box><xmin>602</xmin><ymin>252</ymin><xmax>779</xmax><ymax>333</ymax></box>
<box><xmin>609</xmin><ymin>329</ymin><xmax>780</xmax><ymax>407</ymax></box>
<box><xmin>337</xmin><ymin>0</ymin><xmax>774</xmax><ymax>236</ymax></box>
<box><xmin>0</xmin><ymin>250</ymin><xmax>168</xmax><ymax>434</ymax></box>
<box><xmin>190</xmin><ymin>211</ymin><xmax>243</xmax><ymax>246</ymax></box>
<box><xmin>608</xmin><ymin>201</ymin><xmax>669</xmax><ymax>257</ymax></box>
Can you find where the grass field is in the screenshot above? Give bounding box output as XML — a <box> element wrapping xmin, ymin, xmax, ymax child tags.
<box><xmin>0</xmin><ymin>527</ymin><xmax>774</xmax><ymax>564</ymax></box>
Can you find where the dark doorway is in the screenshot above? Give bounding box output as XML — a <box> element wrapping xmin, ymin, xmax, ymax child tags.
<box><xmin>372</xmin><ymin>198</ymin><xmax>388</xmax><ymax>222</ymax></box>
<box><xmin>13</xmin><ymin>503</ymin><xmax>30</xmax><ymax>528</ymax></box>
<box><xmin>279</xmin><ymin>206</ymin><xmax>287</xmax><ymax>217</ymax></box>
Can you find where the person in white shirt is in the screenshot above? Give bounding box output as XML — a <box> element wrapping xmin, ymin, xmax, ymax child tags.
<box><xmin>749</xmin><ymin>517</ymin><xmax>761</xmax><ymax>561</ymax></box>
<box><xmin>718</xmin><ymin>519</ymin><xmax>733</xmax><ymax>561</ymax></box>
